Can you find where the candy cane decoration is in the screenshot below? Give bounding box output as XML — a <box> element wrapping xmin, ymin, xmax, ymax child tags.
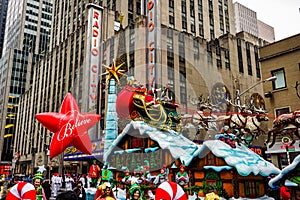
<box><xmin>7</xmin><ymin>182</ymin><xmax>36</xmax><ymax>200</ymax></box>
<box><xmin>155</xmin><ymin>181</ymin><xmax>187</xmax><ymax>200</ymax></box>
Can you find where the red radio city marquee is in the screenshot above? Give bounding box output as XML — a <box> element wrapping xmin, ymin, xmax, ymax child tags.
<box><xmin>147</xmin><ymin>0</ymin><xmax>156</xmax><ymax>87</ymax></box>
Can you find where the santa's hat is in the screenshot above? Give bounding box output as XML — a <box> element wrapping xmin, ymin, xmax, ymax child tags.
<box><xmin>7</xmin><ymin>182</ymin><xmax>36</xmax><ymax>200</ymax></box>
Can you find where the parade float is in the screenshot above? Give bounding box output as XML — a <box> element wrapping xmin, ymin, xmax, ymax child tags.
<box><xmin>104</xmin><ymin>119</ymin><xmax>280</xmax><ymax>198</ymax></box>
<box><xmin>101</xmin><ymin>67</ymin><xmax>281</xmax><ymax>198</ymax></box>
<box><xmin>269</xmin><ymin>154</ymin><xmax>300</xmax><ymax>199</ymax></box>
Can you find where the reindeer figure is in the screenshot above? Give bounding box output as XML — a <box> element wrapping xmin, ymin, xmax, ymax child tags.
<box><xmin>181</xmin><ymin>95</ymin><xmax>218</xmax><ymax>137</ymax></box>
<box><xmin>265</xmin><ymin>110</ymin><xmax>300</xmax><ymax>148</ymax></box>
<box><xmin>217</xmin><ymin>99</ymin><xmax>268</xmax><ymax>145</ymax></box>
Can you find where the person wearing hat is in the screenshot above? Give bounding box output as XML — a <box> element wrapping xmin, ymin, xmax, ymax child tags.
<box><xmin>153</xmin><ymin>164</ymin><xmax>169</xmax><ymax>185</ymax></box>
<box><xmin>79</xmin><ymin>174</ymin><xmax>87</xmax><ymax>188</ymax></box>
<box><xmin>142</xmin><ymin>160</ymin><xmax>153</xmax><ymax>184</ymax></box>
<box><xmin>175</xmin><ymin>164</ymin><xmax>189</xmax><ymax>189</ymax></box>
<box><xmin>33</xmin><ymin>172</ymin><xmax>47</xmax><ymax>200</ymax></box>
<box><xmin>121</xmin><ymin>167</ymin><xmax>132</xmax><ymax>186</ymax></box>
<box><xmin>65</xmin><ymin>174</ymin><xmax>74</xmax><ymax>191</ymax></box>
<box><xmin>95</xmin><ymin>182</ymin><xmax>116</xmax><ymax>200</ymax></box>
<box><xmin>88</xmin><ymin>160</ymin><xmax>101</xmax><ymax>187</ymax></box>
<box><xmin>51</xmin><ymin>173</ymin><xmax>59</xmax><ymax>197</ymax></box>
<box><xmin>128</xmin><ymin>183</ymin><xmax>143</xmax><ymax>200</ymax></box>
<box><xmin>131</xmin><ymin>167</ymin><xmax>143</xmax><ymax>185</ymax></box>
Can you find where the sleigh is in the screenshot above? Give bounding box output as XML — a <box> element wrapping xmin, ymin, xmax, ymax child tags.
<box><xmin>116</xmin><ymin>85</ymin><xmax>181</xmax><ymax>130</ymax></box>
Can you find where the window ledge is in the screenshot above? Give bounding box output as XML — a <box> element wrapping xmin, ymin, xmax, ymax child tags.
<box><xmin>272</xmin><ymin>87</ymin><xmax>288</xmax><ymax>93</ymax></box>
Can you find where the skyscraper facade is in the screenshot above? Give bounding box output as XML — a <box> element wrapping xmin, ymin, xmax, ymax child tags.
<box><xmin>14</xmin><ymin>0</ymin><xmax>268</xmax><ymax>173</ymax></box>
<box><xmin>257</xmin><ymin>19</ymin><xmax>275</xmax><ymax>43</ymax></box>
<box><xmin>233</xmin><ymin>2</ymin><xmax>274</xmax><ymax>43</ymax></box>
<box><xmin>0</xmin><ymin>0</ymin><xmax>9</xmax><ymax>58</ymax></box>
<box><xmin>0</xmin><ymin>0</ymin><xmax>52</xmax><ymax>161</ymax></box>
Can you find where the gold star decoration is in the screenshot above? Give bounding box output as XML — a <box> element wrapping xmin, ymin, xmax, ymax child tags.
<box><xmin>102</xmin><ymin>59</ymin><xmax>126</xmax><ymax>84</ymax></box>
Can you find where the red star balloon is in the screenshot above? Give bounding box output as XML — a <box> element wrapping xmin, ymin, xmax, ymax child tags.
<box><xmin>35</xmin><ymin>93</ymin><xmax>101</xmax><ymax>158</ymax></box>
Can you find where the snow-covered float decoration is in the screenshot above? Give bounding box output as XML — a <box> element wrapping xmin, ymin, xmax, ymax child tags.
<box><xmin>104</xmin><ymin>120</ymin><xmax>280</xmax><ymax>198</ymax></box>
<box><xmin>269</xmin><ymin>154</ymin><xmax>300</xmax><ymax>199</ymax></box>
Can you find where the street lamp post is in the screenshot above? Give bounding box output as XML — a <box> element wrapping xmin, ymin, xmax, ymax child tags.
<box><xmin>235</xmin><ymin>76</ymin><xmax>277</xmax><ymax>110</ymax></box>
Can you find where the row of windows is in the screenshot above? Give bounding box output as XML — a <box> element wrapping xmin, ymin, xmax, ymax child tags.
<box><xmin>41</xmin><ymin>13</ymin><xmax>51</xmax><ymax>20</ymax></box>
<box><xmin>25</xmin><ymin>15</ymin><xmax>38</xmax><ymax>24</ymax></box>
<box><xmin>25</xmin><ymin>24</ymin><xmax>37</xmax><ymax>31</ymax></box>
<box><xmin>42</xmin><ymin>6</ymin><xmax>52</xmax><ymax>13</ymax></box>
<box><xmin>27</xmin><ymin>2</ymin><xmax>39</xmax><ymax>9</ymax></box>
<box><xmin>237</xmin><ymin>39</ymin><xmax>260</xmax><ymax>78</ymax></box>
<box><xmin>169</xmin><ymin>0</ymin><xmax>229</xmax><ymax>38</ymax></box>
<box><xmin>41</xmin><ymin>21</ymin><xmax>51</xmax><ymax>27</ymax></box>
<box><xmin>43</xmin><ymin>1</ymin><xmax>52</xmax><ymax>6</ymax></box>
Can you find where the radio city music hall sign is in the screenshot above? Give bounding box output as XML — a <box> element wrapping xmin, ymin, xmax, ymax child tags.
<box><xmin>147</xmin><ymin>0</ymin><xmax>157</xmax><ymax>88</ymax></box>
<box><xmin>87</xmin><ymin>6</ymin><xmax>102</xmax><ymax>111</ymax></box>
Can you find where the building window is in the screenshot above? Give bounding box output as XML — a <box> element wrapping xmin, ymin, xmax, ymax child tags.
<box><xmin>278</xmin><ymin>153</ymin><xmax>289</xmax><ymax>169</ymax></box>
<box><xmin>136</xmin><ymin>0</ymin><xmax>141</xmax><ymax>15</ymax></box>
<box><xmin>199</xmin><ymin>22</ymin><xmax>204</xmax><ymax>37</ymax></box>
<box><xmin>169</xmin><ymin>15</ymin><xmax>174</xmax><ymax>25</ymax></box>
<box><xmin>169</xmin><ymin>0</ymin><xmax>174</xmax><ymax>8</ymax></box>
<box><xmin>207</xmin><ymin>152</ymin><xmax>215</xmax><ymax>165</ymax></box>
<box><xmin>237</xmin><ymin>39</ymin><xmax>243</xmax><ymax>73</ymax></box>
<box><xmin>244</xmin><ymin>181</ymin><xmax>259</xmax><ymax>197</ymax></box>
<box><xmin>191</xmin><ymin>23</ymin><xmax>196</xmax><ymax>33</ymax></box>
<box><xmin>224</xmin><ymin>49</ymin><xmax>230</xmax><ymax>69</ymax></box>
<box><xmin>167</xmin><ymin>61</ymin><xmax>175</xmax><ymax>100</ymax></box>
<box><xmin>246</xmin><ymin>42</ymin><xmax>252</xmax><ymax>76</ymax></box>
<box><xmin>204</xmin><ymin>172</ymin><xmax>221</xmax><ymax>194</ymax></box>
<box><xmin>271</xmin><ymin>68</ymin><xmax>286</xmax><ymax>90</ymax></box>
<box><xmin>182</xmin><ymin>20</ymin><xmax>187</xmax><ymax>30</ymax></box>
<box><xmin>275</xmin><ymin>107</ymin><xmax>290</xmax><ymax>117</ymax></box>
<box><xmin>128</xmin><ymin>1</ymin><xmax>133</xmax><ymax>12</ymax></box>
<box><xmin>254</xmin><ymin>46</ymin><xmax>261</xmax><ymax>78</ymax></box>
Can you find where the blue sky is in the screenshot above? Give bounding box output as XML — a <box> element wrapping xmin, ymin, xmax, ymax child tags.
<box><xmin>233</xmin><ymin>0</ymin><xmax>300</xmax><ymax>41</ymax></box>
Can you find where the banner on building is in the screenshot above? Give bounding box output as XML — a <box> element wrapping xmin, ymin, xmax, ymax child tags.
<box><xmin>85</xmin><ymin>4</ymin><xmax>103</xmax><ymax>112</ymax></box>
<box><xmin>146</xmin><ymin>0</ymin><xmax>160</xmax><ymax>88</ymax></box>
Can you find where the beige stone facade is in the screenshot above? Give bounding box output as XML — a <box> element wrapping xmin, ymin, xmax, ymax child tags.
<box><xmin>260</xmin><ymin>33</ymin><xmax>300</xmax><ymax>168</ymax></box>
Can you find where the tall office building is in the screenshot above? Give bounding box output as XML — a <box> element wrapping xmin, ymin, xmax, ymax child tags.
<box><xmin>233</xmin><ymin>2</ymin><xmax>274</xmax><ymax>43</ymax></box>
<box><xmin>233</xmin><ymin>2</ymin><xmax>258</xmax><ymax>37</ymax></box>
<box><xmin>0</xmin><ymin>0</ymin><xmax>52</xmax><ymax>161</ymax></box>
<box><xmin>0</xmin><ymin>0</ymin><xmax>9</xmax><ymax>58</ymax></box>
<box><xmin>14</xmin><ymin>0</ymin><xmax>268</xmax><ymax>173</ymax></box>
<box><xmin>257</xmin><ymin>20</ymin><xmax>275</xmax><ymax>43</ymax></box>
